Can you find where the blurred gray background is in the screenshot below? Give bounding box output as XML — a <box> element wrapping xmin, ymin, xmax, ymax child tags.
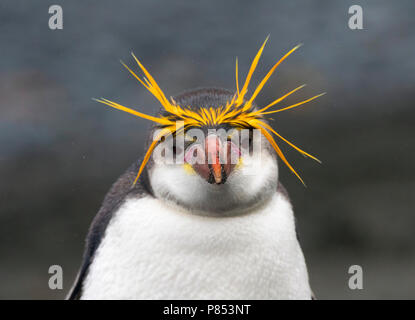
<box><xmin>0</xmin><ymin>0</ymin><xmax>414</xmax><ymax>299</ymax></box>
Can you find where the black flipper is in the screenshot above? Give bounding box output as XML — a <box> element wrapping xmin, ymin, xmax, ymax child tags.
<box><xmin>66</xmin><ymin>159</ymin><xmax>153</xmax><ymax>299</ymax></box>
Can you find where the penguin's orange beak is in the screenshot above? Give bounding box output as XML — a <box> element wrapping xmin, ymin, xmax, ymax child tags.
<box><xmin>184</xmin><ymin>135</ymin><xmax>240</xmax><ymax>184</ymax></box>
<box><xmin>205</xmin><ymin>135</ymin><xmax>223</xmax><ymax>184</ymax></box>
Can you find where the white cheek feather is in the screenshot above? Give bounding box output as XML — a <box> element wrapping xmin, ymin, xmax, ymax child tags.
<box><xmin>149</xmin><ymin>152</ymin><xmax>279</xmax><ymax>214</ymax></box>
<box><xmin>81</xmin><ymin>193</ymin><xmax>311</xmax><ymax>300</ymax></box>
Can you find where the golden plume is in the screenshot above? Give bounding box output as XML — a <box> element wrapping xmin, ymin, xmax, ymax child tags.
<box><xmin>95</xmin><ymin>37</ymin><xmax>325</xmax><ymax>186</ymax></box>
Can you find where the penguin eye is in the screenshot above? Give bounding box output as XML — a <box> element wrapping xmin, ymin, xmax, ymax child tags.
<box><xmin>240</xmin><ymin>129</ymin><xmax>254</xmax><ymax>154</ymax></box>
<box><xmin>226</xmin><ymin>128</ymin><xmax>240</xmax><ymax>142</ymax></box>
<box><xmin>184</xmin><ymin>134</ymin><xmax>196</xmax><ymax>142</ymax></box>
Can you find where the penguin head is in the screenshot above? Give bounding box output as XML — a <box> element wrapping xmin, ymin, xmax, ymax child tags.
<box><xmin>95</xmin><ymin>38</ymin><xmax>323</xmax><ymax>214</ymax></box>
<box><xmin>147</xmin><ymin>88</ymin><xmax>280</xmax><ymax>214</ymax></box>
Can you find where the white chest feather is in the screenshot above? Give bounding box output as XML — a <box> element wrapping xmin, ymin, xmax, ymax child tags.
<box><xmin>81</xmin><ymin>194</ymin><xmax>311</xmax><ymax>300</ymax></box>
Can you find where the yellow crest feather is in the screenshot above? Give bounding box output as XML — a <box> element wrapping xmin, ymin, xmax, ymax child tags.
<box><xmin>95</xmin><ymin>38</ymin><xmax>325</xmax><ymax>186</ymax></box>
